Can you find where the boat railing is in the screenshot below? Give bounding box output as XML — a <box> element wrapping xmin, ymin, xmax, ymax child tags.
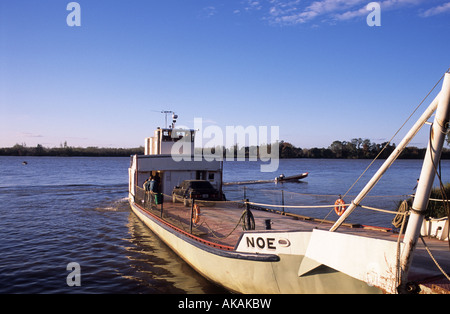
<box><xmin>133</xmin><ymin>185</ymin><xmax>413</xmax><ymax>247</ymax></box>
<box><xmin>223</xmin><ymin>185</ymin><xmax>412</xmax><ymax>229</ymax></box>
<box><xmin>134</xmin><ymin>186</ymin><xmax>257</xmax><ymax>247</ymax></box>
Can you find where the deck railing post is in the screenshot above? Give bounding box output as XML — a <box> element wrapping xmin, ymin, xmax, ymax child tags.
<box><xmin>160</xmin><ymin>194</ymin><xmax>163</xmax><ymax>218</ymax></box>
<box><xmin>190</xmin><ymin>199</ymin><xmax>195</xmax><ymax>234</ymax></box>
<box><xmin>244</xmin><ymin>199</ymin><xmax>256</xmax><ymax>230</ymax></box>
<box><xmin>149</xmin><ymin>191</ymin><xmax>153</xmax><ymax>210</ymax></box>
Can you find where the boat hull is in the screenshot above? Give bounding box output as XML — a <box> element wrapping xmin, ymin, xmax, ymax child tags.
<box><xmin>129</xmin><ymin>199</ymin><xmax>381</xmax><ymax>294</ymax></box>
<box><xmin>275</xmin><ymin>172</ymin><xmax>309</xmax><ymax>183</ymax></box>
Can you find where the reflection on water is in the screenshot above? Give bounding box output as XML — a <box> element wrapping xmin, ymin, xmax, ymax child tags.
<box><xmin>0</xmin><ymin>155</ymin><xmax>228</xmax><ymax>293</ymax></box>
<box><xmin>124</xmin><ymin>212</ymin><xmax>228</xmax><ymax>294</ymax></box>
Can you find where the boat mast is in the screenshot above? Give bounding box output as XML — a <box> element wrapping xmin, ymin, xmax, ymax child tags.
<box><xmin>160</xmin><ymin>110</ymin><xmax>177</xmax><ymax>129</ymax></box>
<box><xmin>398</xmin><ymin>71</ymin><xmax>450</xmax><ymax>292</ymax></box>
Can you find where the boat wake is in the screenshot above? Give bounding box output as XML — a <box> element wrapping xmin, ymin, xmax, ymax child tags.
<box><xmin>224</xmin><ymin>172</ymin><xmax>309</xmax><ymax>185</ymax></box>
<box><xmin>224</xmin><ymin>180</ymin><xmax>275</xmax><ymax>186</ymax></box>
<box><xmin>94</xmin><ymin>197</ymin><xmax>130</xmax><ymax>212</ymax></box>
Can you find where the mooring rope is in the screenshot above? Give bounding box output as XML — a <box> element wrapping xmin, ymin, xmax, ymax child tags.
<box><xmin>420</xmin><ymin>235</ymin><xmax>450</xmax><ymax>282</ymax></box>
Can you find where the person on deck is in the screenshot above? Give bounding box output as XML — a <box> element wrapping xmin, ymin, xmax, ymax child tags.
<box><xmin>143</xmin><ymin>175</ymin><xmax>153</xmax><ymax>191</ymax></box>
<box><xmin>143</xmin><ymin>175</ymin><xmax>155</xmax><ymax>206</ymax></box>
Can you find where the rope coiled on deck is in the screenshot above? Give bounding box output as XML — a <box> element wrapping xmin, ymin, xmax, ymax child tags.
<box><xmin>392</xmin><ymin>200</ymin><xmax>410</xmax><ymax>229</ymax></box>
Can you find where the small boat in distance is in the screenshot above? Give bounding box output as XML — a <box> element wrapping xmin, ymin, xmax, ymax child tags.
<box><xmin>275</xmin><ymin>172</ymin><xmax>308</xmax><ymax>183</ymax></box>
<box><xmin>223</xmin><ymin>172</ymin><xmax>309</xmax><ymax>186</ymax></box>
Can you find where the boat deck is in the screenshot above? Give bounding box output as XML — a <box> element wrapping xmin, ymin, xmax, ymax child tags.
<box><xmin>139</xmin><ymin>197</ymin><xmax>450</xmax><ymax>294</ymax></box>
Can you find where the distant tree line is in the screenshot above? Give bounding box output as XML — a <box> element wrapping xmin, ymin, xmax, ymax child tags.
<box><xmin>199</xmin><ymin>138</ymin><xmax>450</xmax><ymax>160</ymax></box>
<box><xmin>2</xmin><ymin>137</ymin><xmax>450</xmax><ymax>159</ymax></box>
<box><xmin>0</xmin><ymin>143</ymin><xmax>144</xmax><ymax>157</ymax></box>
<box><xmin>279</xmin><ymin>138</ymin><xmax>450</xmax><ymax>159</ymax></box>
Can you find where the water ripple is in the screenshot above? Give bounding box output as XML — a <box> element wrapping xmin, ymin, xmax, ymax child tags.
<box><xmin>0</xmin><ymin>157</ymin><xmax>226</xmax><ymax>293</ymax></box>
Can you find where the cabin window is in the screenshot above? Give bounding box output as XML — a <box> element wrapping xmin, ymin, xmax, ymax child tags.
<box><xmin>196</xmin><ymin>171</ymin><xmax>207</xmax><ymax>180</ymax></box>
<box><xmin>162</xmin><ymin>130</ymin><xmax>172</xmax><ymax>142</ymax></box>
<box><xmin>208</xmin><ymin>173</ymin><xmax>215</xmax><ymax>181</ymax></box>
<box><xmin>161</xmin><ymin>129</ymin><xmax>194</xmax><ymax>142</ymax></box>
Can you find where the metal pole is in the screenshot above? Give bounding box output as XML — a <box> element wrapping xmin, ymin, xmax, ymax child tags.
<box><xmin>329</xmin><ymin>90</ymin><xmax>443</xmax><ymax>232</ymax></box>
<box><xmin>190</xmin><ymin>199</ymin><xmax>195</xmax><ymax>234</ymax></box>
<box><xmin>282</xmin><ymin>190</ymin><xmax>285</xmax><ymax>213</ymax></box>
<box><xmin>160</xmin><ymin>194</ymin><xmax>164</xmax><ymax>218</ymax></box>
<box><xmin>244</xmin><ymin>199</ymin><xmax>253</xmax><ymax>230</ymax></box>
<box><xmin>151</xmin><ymin>191</ymin><xmax>154</xmax><ymax>210</ymax></box>
<box><xmin>398</xmin><ymin>72</ymin><xmax>450</xmax><ymax>292</ymax></box>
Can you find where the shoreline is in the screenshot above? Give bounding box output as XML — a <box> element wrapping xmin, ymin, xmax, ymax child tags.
<box><xmin>2</xmin><ymin>140</ymin><xmax>450</xmax><ymax>159</ymax></box>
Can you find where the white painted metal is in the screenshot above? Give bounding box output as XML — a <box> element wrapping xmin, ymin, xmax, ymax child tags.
<box><xmin>421</xmin><ymin>218</ymin><xmax>449</xmax><ymax>241</ymax></box>
<box><xmin>300</xmin><ymin>229</ymin><xmax>402</xmax><ymax>294</ymax></box>
<box><xmin>399</xmin><ymin>72</ymin><xmax>450</xmax><ymax>291</ymax></box>
<box><xmin>235</xmin><ymin>231</ymin><xmax>312</xmax><ymax>255</ymax></box>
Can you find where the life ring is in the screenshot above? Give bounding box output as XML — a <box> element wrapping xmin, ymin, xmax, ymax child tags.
<box><xmin>334</xmin><ymin>198</ymin><xmax>347</xmax><ymax>216</ymax></box>
<box><xmin>192</xmin><ymin>204</ymin><xmax>201</xmax><ymax>224</ymax></box>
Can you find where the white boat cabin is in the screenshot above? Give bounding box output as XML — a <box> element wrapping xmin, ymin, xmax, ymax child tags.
<box><xmin>129</xmin><ymin>127</ymin><xmax>223</xmax><ymax>197</ymax></box>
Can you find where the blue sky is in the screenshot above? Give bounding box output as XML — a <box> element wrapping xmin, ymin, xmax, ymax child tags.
<box><xmin>1</xmin><ymin>0</ymin><xmax>450</xmax><ymax>149</ymax></box>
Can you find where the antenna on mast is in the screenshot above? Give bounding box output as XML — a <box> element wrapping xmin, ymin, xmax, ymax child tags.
<box><xmin>160</xmin><ymin>110</ymin><xmax>178</xmax><ymax>128</ymax></box>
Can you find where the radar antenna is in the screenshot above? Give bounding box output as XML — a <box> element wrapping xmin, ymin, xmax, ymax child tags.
<box><xmin>160</xmin><ymin>110</ymin><xmax>178</xmax><ymax>128</ymax></box>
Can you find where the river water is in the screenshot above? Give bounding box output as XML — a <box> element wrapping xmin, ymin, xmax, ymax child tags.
<box><xmin>0</xmin><ymin>156</ymin><xmax>449</xmax><ymax>293</ymax></box>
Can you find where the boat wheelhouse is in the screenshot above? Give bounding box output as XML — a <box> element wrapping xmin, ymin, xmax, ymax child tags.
<box><xmin>129</xmin><ymin>126</ymin><xmax>223</xmax><ymax>198</ymax></box>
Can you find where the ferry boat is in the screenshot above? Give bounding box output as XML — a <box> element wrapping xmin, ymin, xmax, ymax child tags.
<box><xmin>128</xmin><ymin>72</ymin><xmax>450</xmax><ymax>294</ymax></box>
